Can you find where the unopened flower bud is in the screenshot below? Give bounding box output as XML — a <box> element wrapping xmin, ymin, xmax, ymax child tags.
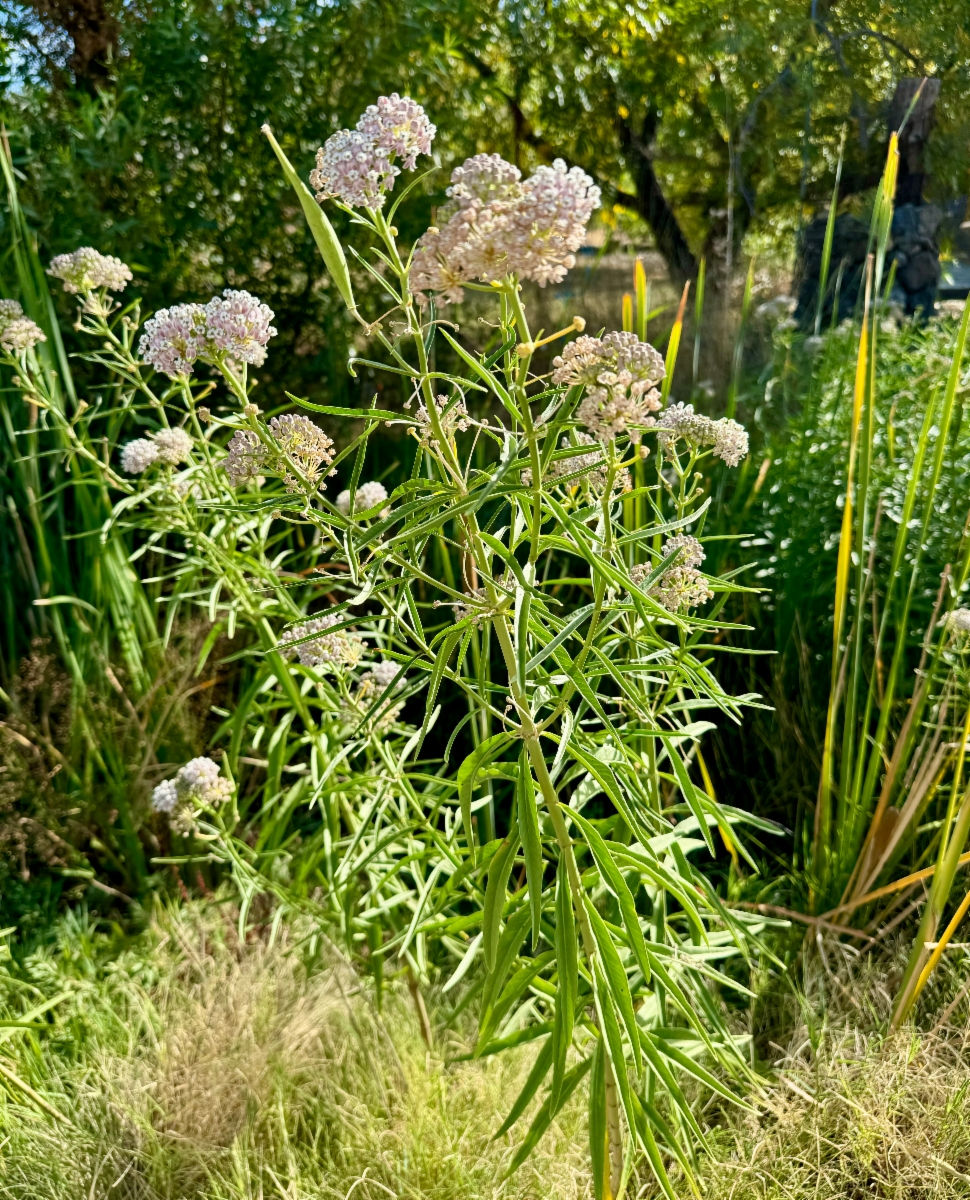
<box><xmin>516</xmin><ymin>342</ymin><xmax>533</xmax><ymax>357</ymax></box>
<box><xmin>638</xmin><ymin>444</ymin><xmax>650</xmax><ymax>459</ymax></box>
<box><xmin>572</xmin><ymin>316</ymin><xmax>586</xmax><ymax>332</ymax></box>
<box><xmin>198</xmin><ymin>406</ymin><xmax>211</xmax><ymax>423</ymax></box>
<box><xmin>243</xmin><ymin>403</ymin><xmax>260</xmax><ymax>417</ymax></box>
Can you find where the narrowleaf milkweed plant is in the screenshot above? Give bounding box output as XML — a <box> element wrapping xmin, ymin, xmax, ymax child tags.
<box><xmin>15</xmin><ymin>95</ymin><xmax>779</xmax><ymax>1198</ymax></box>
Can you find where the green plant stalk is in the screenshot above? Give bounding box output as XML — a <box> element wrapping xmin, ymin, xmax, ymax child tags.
<box><xmin>814</xmin><ymin>130</ymin><xmax>845</xmax><ymax>338</ymax></box>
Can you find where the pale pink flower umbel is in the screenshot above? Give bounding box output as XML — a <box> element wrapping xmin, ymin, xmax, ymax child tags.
<box><xmin>553</xmin><ymin>331</ymin><xmax>664</xmax><ymax>444</ymax></box>
<box><xmin>139</xmin><ymin>303</ymin><xmax>209</xmax><ymax>379</ymax></box>
<box><xmin>204</xmin><ymin>289</ymin><xmax>277</xmax><ymax>368</ymax></box>
<box><xmin>139</xmin><ymin>290</ymin><xmax>276</xmax><ymax>380</ymax></box>
<box><xmin>411</xmin><ymin>155</ymin><xmax>600</xmax><ymax>302</ymax></box>
<box><xmin>311</xmin><ymin>94</ymin><xmax>435</xmax><ymax>209</ymax></box>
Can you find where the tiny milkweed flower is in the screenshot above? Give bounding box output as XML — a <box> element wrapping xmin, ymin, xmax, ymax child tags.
<box><xmin>224</xmin><ymin>429</ymin><xmax>267</xmax><ymax>486</ymax></box>
<box><xmin>139</xmin><ymin>303</ymin><xmax>209</xmax><ymax>379</ymax></box>
<box><xmin>121</xmin><ymin>438</ymin><xmax>160</xmax><ymax>474</ymax></box>
<box><xmin>268</xmin><ymin>414</ymin><xmax>335</xmax><ymax>490</ymax></box>
<box><xmin>204</xmin><ymin>289</ymin><xmax>277</xmax><ymax>368</ymax></box>
<box><xmin>656</xmin><ymin>403</ymin><xmax>749</xmax><ymax>467</ymax></box>
<box><xmin>152</xmin><ymin>427</ymin><xmax>194</xmax><ymax>465</ymax></box>
<box><xmin>412</xmin><ymin>393</ymin><xmax>470</xmax><ymax>444</ymax></box>
<box><xmin>631</xmin><ymin>536</ymin><xmax>712</xmax><ymax>613</ymax></box>
<box><xmin>336</xmin><ymin>480</ymin><xmax>389</xmax><ymax>515</ymax></box>
<box><xmin>47</xmin><ymin>248</ymin><xmax>132</xmax><ymax>294</ymax></box>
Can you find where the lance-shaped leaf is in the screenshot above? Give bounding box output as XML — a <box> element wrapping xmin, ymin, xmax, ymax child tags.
<box><xmin>588</xmin><ymin>1038</ymin><xmax>611</xmax><ymax>1200</ymax></box>
<box><xmin>457</xmin><ymin>732</ymin><xmax>512</xmax><ymax>860</ymax></box>
<box><xmin>482</xmin><ymin>819</ymin><xmax>520</xmax><ymax>972</ymax></box>
<box><xmin>504</xmin><ymin>1053</ymin><xmax>593</xmax><ymax>1177</ymax></box>
<box><xmin>570</xmin><ymin>808</ymin><xmax>651</xmax><ymax>985</ymax></box>
<box><xmin>551</xmin><ymin>858</ymin><xmax>577</xmax><ymax>1108</ymax></box>
<box><xmin>493</xmin><ymin>1029</ymin><xmax>555</xmax><ymax>1138</ymax></box>
<box><xmin>517</xmin><ymin>750</ymin><xmax>544</xmax><ymax>948</ymax></box>
<box><xmin>585</xmin><ymin>896</ymin><xmax>642</xmax><ymax>1074</ymax></box>
<box><xmin>261</xmin><ymin>125</ymin><xmax>356</xmax><ymax>313</ymax></box>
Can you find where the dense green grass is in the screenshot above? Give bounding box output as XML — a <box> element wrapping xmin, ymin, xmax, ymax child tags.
<box><xmin>3</xmin><ymin>903</ymin><xmax>970</xmax><ymax>1199</ymax></box>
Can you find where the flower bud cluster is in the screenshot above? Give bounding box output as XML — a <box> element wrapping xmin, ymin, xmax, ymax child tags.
<box><xmin>224</xmin><ymin>414</ymin><xmax>335</xmax><ymax>493</ymax></box>
<box><xmin>282</xmin><ymin>613</ymin><xmax>364</xmax><ymax>668</ymax></box>
<box><xmin>948</xmin><ymin>608</ymin><xmax>970</xmax><ymax>634</ymax></box>
<box><xmin>631</xmin><ymin>535</ymin><xmax>712</xmax><ymax>613</ymax></box>
<box><xmin>152</xmin><ymin>756</ymin><xmax>232</xmax><ymax>828</ymax></box>
<box><xmin>0</xmin><ymin>299</ymin><xmax>46</xmax><ymax>354</ymax></box>
<box><xmin>413</xmin><ymin>393</ymin><xmax>470</xmax><ymax>444</ymax></box>
<box><xmin>656</xmin><ymin>403</ymin><xmax>749</xmax><ymax>467</ymax></box>
<box><xmin>410</xmin><ymin>155</ymin><xmax>600</xmax><ymax>302</ymax></box>
<box><xmin>121</xmin><ymin>426</ymin><xmax>194</xmax><ymax>474</ymax></box>
<box><xmin>311</xmin><ymin>94</ymin><xmax>435</xmax><ymax>209</ymax></box>
<box><xmin>522</xmin><ymin>433</ymin><xmax>631</xmax><ymax>495</ymax></box>
<box><xmin>336</xmin><ymin>480</ymin><xmax>389</xmax><ymax>516</ymax></box>
<box><xmin>139</xmin><ymin>289</ymin><xmax>276</xmax><ymax>380</ymax></box>
<box><xmin>47</xmin><ymin>248</ymin><xmax>132</xmax><ymax>294</ymax></box>
<box><xmin>553</xmin><ymin>331</ymin><xmax>665</xmax><ymax>444</ymax></box>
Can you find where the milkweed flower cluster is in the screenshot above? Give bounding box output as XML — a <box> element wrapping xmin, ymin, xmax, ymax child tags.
<box><xmin>553</xmin><ymin>332</ymin><xmax>665</xmax><ymax>444</ymax></box>
<box><xmin>310</xmin><ymin>94</ymin><xmax>435</xmax><ymax>209</ymax></box>
<box><xmin>657</xmin><ymin>403</ymin><xmax>749</xmax><ymax>467</ymax></box>
<box><xmin>336</xmin><ymin>480</ymin><xmax>389</xmax><ymax>515</ymax></box>
<box><xmin>120</xmin><ymin>427</ymin><xmax>194</xmax><ymax>474</ymax></box>
<box><xmin>631</xmin><ymin>535</ymin><xmax>713</xmax><ymax>613</ymax></box>
<box><xmin>139</xmin><ymin>289</ymin><xmax>276</xmax><ymax>379</ymax></box>
<box><xmin>0</xmin><ymin>299</ymin><xmax>46</xmax><ymax>354</ymax></box>
<box><xmin>47</xmin><ymin>248</ymin><xmax>132</xmax><ymax>294</ymax></box>
<box><xmin>410</xmin><ymin>154</ymin><xmax>600</xmax><ymax>302</ymax></box>
<box><xmin>282</xmin><ymin>613</ymin><xmax>365</xmax><ymax>668</ymax></box>
<box><xmin>223</xmin><ymin>414</ymin><xmax>335</xmax><ymax>493</ymax></box>
<box><xmin>413</xmin><ymin>393</ymin><xmax>470</xmax><ymax>444</ymax></box>
<box><xmin>360</xmin><ymin>659</ymin><xmax>405</xmax><ymax>692</ymax></box>
<box><xmin>522</xmin><ymin>433</ymin><xmax>631</xmax><ymax>495</ymax></box>
<box><xmin>152</xmin><ymin>757</ymin><xmax>233</xmax><ymax>825</ymax></box>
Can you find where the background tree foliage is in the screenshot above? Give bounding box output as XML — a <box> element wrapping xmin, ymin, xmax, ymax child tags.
<box><xmin>1</xmin><ymin>0</ymin><xmax>969</xmax><ymax>399</ymax></box>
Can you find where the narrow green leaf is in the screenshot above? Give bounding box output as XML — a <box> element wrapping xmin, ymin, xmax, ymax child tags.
<box><xmin>493</xmin><ymin>1030</ymin><xmax>555</xmax><ymax>1137</ymax></box>
<box><xmin>457</xmin><ymin>732</ymin><xmax>512</xmax><ymax>861</ymax></box>
<box><xmin>518</xmin><ymin>750</ymin><xmax>544</xmax><ymax>948</ymax></box>
<box><xmin>504</xmin><ymin>1054</ymin><xmax>593</xmax><ymax>1177</ymax></box>
<box><xmin>585</xmin><ymin>897</ymin><xmax>643</xmax><ymax>1074</ymax></box>
<box><xmin>589</xmin><ymin>1039</ymin><xmax>610</xmax><ymax>1200</ymax></box>
<box><xmin>570</xmin><ymin>809</ymin><xmax>651</xmax><ymax>985</ymax></box>
<box><xmin>552</xmin><ymin>858</ymin><xmax>577</xmax><ymax>1108</ymax></box>
<box><xmin>483</xmin><ymin>825</ymin><xmax>520</xmax><ymax>972</ymax></box>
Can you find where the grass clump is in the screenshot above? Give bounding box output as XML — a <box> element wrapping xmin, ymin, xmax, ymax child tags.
<box><xmin>0</xmin><ymin>902</ymin><xmax>591</xmax><ymax>1200</ymax></box>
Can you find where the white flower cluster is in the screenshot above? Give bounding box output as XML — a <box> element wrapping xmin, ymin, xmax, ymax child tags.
<box><xmin>948</xmin><ymin>608</ymin><xmax>970</xmax><ymax>634</ymax></box>
<box><xmin>139</xmin><ymin>289</ymin><xmax>276</xmax><ymax>379</ymax></box>
<box><xmin>523</xmin><ymin>433</ymin><xmax>631</xmax><ymax>495</ymax></box>
<box><xmin>631</xmin><ymin>535</ymin><xmax>712</xmax><ymax>613</ymax></box>
<box><xmin>47</xmin><ymin>248</ymin><xmax>132</xmax><ymax>294</ymax></box>
<box><xmin>282</xmin><ymin>613</ymin><xmax>364</xmax><ymax>668</ymax></box>
<box><xmin>310</xmin><ymin>94</ymin><xmax>436</xmax><ymax>209</ymax></box>
<box><xmin>413</xmin><ymin>393</ymin><xmax>470</xmax><ymax>444</ymax></box>
<box><xmin>410</xmin><ymin>154</ymin><xmax>600</xmax><ymax>302</ymax></box>
<box><xmin>336</xmin><ymin>480</ymin><xmax>389</xmax><ymax>515</ymax></box>
<box><xmin>552</xmin><ymin>331</ymin><xmax>665</xmax><ymax>444</ymax></box>
<box><xmin>0</xmin><ymin>299</ymin><xmax>46</xmax><ymax>354</ymax></box>
<box><xmin>120</xmin><ymin>426</ymin><xmax>194</xmax><ymax>474</ymax></box>
<box><xmin>656</xmin><ymin>403</ymin><xmax>749</xmax><ymax>467</ymax></box>
<box><xmin>223</xmin><ymin>414</ymin><xmax>335</xmax><ymax>492</ymax></box>
<box><xmin>151</xmin><ymin>756</ymin><xmax>233</xmax><ymax>818</ymax></box>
